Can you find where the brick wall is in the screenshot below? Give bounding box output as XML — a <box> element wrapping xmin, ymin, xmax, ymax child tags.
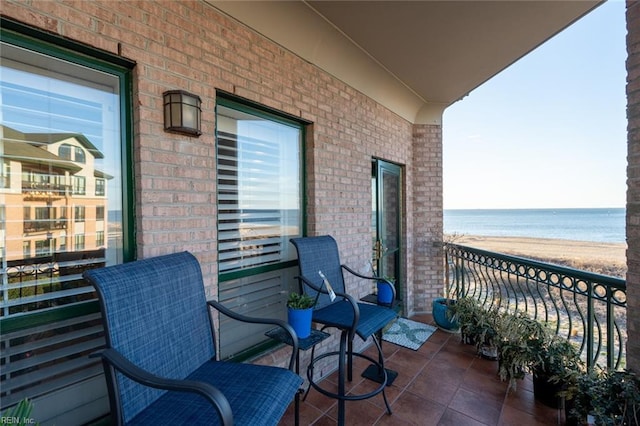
<box><xmin>2</xmin><ymin>0</ymin><xmax>443</xmax><ymax>365</ymax></box>
<box><xmin>410</xmin><ymin>124</ymin><xmax>444</xmax><ymax>315</ymax></box>
<box><xmin>626</xmin><ymin>0</ymin><xmax>640</xmax><ymax>372</ymax></box>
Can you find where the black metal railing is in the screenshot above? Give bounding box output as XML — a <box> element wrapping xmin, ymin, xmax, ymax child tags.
<box><xmin>444</xmin><ymin>243</ymin><xmax>627</xmax><ymax>370</ymax></box>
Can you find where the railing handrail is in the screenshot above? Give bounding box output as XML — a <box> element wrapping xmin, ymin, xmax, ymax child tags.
<box><xmin>446</xmin><ymin>243</ymin><xmax>626</xmax><ymax>289</ymax></box>
<box><xmin>444</xmin><ymin>242</ymin><xmax>627</xmax><ymax>370</ymax></box>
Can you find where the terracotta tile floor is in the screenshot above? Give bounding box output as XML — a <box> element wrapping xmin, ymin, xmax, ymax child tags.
<box><xmin>279</xmin><ymin>314</ymin><xmax>565</xmax><ymax>425</ymax></box>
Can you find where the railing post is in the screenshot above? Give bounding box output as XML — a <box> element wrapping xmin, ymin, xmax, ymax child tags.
<box><xmin>457</xmin><ymin>251</ymin><xmax>465</xmax><ymax>298</ymax></box>
<box><xmin>586</xmin><ymin>280</ymin><xmax>594</xmax><ymax>370</ymax></box>
<box><xmin>606</xmin><ymin>286</ymin><xmax>614</xmax><ymax>370</ymax></box>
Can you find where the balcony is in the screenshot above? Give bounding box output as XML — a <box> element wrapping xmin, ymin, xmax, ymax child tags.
<box><xmin>280</xmin><ymin>243</ymin><xmax>626</xmax><ymax>424</ymax></box>
<box><xmin>22</xmin><ymin>181</ymin><xmax>69</xmax><ymax>201</ymax></box>
<box><xmin>444</xmin><ymin>243</ymin><xmax>627</xmax><ymax>370</ymax></box>
<box><xmin>281</xmin><ymin>314</ymin><xmax>562</xmax><ymax>425</ymax></box>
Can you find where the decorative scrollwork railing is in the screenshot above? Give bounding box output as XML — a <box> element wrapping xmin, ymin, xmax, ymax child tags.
<box><xmin>444</xmin><ymin>243</ymin><xmax>627</xmax><ymax>370</ymax></box>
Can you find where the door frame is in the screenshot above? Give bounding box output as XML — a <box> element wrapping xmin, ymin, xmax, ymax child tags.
<box><xmin>371</xmin><ymin>158</ymin><xmax>403</xmax><ymax>300</ymax></box>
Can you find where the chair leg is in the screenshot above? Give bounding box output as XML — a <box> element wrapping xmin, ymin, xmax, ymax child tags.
<box><xmin>294</xmin><ymin>390</ymin><xmax>301</xmax><ymax>426</ymax></box>
<box><xmin>302</xmin><ymin>344</ymin><xmax>318</xmax><ymax>402</ymax></box>
<box><xmin>338</xmin><ymin>330</ymin><xmax>348</xmax><ymax>426</ymax></box>
<box><xmin>347</xmin><ymin>339</ymin><xmax>353</xmax><ymax>381</ymax></box>
<box><xmin>372</xmin><ymin>334</ymin><xmax>393</xmax><ymax>415</ymax></box>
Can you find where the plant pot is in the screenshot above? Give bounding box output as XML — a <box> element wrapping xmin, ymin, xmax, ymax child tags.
<box><xmin>432</xmin><ymin>298</ymin><xmax>459</xmax><ymax>331</ymax></box>
<box><xmin>377</xmin><ymin>282</ymin><xmax>394</xmax><ymax>305</ymax></box>
<box><xmin>479</xmin><ymin>343</ymin><xmax>498</xmax><ymax>361</ymax></box>
<box><xmin>461</xmin><ymin>332</ymin><xmax>477</xmax><ymax>345</ymax></box>
<box><xmin>287</xmin><ymin>307</ymin><xmax>313</xmax><ymax>339</ymax></box>
<box><xmin>533</xmin><ymin>370</ymin><xmax>564</xmax><ymax>408</ymax></box>
<box><xmin>563</xmin><ymin>397</ymin><xmax>579</xmax><ymax>426</ymax></box>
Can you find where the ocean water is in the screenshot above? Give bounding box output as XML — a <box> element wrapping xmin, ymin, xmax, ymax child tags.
<box><xmin>444</xmin><ymin>208</ymin><xmax>626</xmax><ymax>243</ymax></box>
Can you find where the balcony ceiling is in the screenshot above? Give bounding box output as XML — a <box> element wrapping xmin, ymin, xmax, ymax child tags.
<box><xmin>210</xmin><ymin>0</ymin><xmax>602</xmax><ymax>124</ymax></box>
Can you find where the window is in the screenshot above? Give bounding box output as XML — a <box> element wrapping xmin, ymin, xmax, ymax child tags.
<box><xmin>22</xmin><ymin>241</ymin><xmax>30</xmax><ymax>258</ymax></box>
<box><xmin>0</xmin><ymin>20</ymin><xmax>134</xmax><ymax>418</ymax></box>
<box><xmin>216</xmin><ymin>96</ymin><xmax>304</xmax><ymax>359</ymax></box>
<box><xmin>73</xmin><ymin>176</ymin><xmax>86</xmax><ymax>195</ymax></box>
<box><xmin>74</xmin><ymin>146</ymin><xmax>86</xmax><ymax>163</ymax></box>
<box><xmin>74</xmin><ymin>234</ymin><xmax>85</xmax><ymax>250</ymax></box>
<box><xmin>35</xmin><ymin>239</ymin><xmax>52</xmax><ymax>256</ymax></box>
<box><xmin>59</xmin><ymin>144</ymin><xmax>72</xmax><ymax>160</ymax></box>
<box><xmin>96</xmin><ymin>206</ymin><xmax>105</xmax><ymax>220</ymax></box>
<box><xmin>96</xmin><ymin>231</ymin><xmax>104</xmax><ymax>247</ymax></box>
<box><xmin>74</xmin><ymin>206</ymin><xmax>85</xmax><ymax>222</ymax></box>
<box><xmin>58</xmin><ymin>206</ymin><xmax>67</xmax><ymax>228</ymax></box>
<box><xmin>35</xmin><ymin>207</ymin><xmax>51</xmax><ymax>221</ymax></box>
<box><xmin>2</xmin><ymin>160</ymin><xmax>10</xmax><ymax>188</ymax></box>
<box><xmin>95</xmin><ymin>178</ymin><xmax>105</xmax><ymax>196</ymax></box>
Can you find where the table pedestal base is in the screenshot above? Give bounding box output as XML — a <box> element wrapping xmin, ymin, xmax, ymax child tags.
<box><xmin>361</xmin><ymin>364</ymin><xmax>398</xmax><ymax>386</ymax></box>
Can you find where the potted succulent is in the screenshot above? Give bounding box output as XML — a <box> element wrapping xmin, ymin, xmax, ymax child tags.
<box><xmin>286</xmin><ymin>292</ymin><xmax>315</xmax><ymax>339</ymax></box>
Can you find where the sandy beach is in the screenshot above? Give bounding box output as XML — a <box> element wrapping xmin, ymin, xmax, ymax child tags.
<box><xmin>448</xmin><ymin>234</ymin><xmax>627</xmax><ymax>278</ymax></box>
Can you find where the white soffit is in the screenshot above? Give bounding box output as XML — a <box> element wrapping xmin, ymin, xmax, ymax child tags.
<box><xmin>209</xmin><ymin>1</ymin><xmax>602</xmax><ymax>125</ymax></box>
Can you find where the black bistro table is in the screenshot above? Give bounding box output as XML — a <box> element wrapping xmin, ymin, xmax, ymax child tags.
<box><xmin>265</xmin><ymin>327</ymin><xmax>331</xmax><ymax>426</ymax></box>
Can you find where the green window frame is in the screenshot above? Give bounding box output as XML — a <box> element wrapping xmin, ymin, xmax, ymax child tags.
<box><xmin>0</xmin><ymin>17</ymin><xmax>135</xmax><ymax>420</ymax></box>
<box><xmin>216</xmin><ymin>94</ymin><xmax>306</xmax><ymax>359</ymax></box>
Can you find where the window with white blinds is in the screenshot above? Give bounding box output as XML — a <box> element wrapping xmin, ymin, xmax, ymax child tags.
<box><xmin>216</xmin><ymin>100</ymin><xmax>303</xmax><ymax>358</ymax></box>
<box><xmin>0</xmin><ymin>27</ymin><xmax>133</xmax><ymax>421</ymax></box>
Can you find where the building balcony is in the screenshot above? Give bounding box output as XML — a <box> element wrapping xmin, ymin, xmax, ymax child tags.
<box><xmin>22</xmin><ymin>181</ymin><xmax>69</xmax><ymax>200</ymax></box>
<box><xmin>281</xmin><ymin>314</ymin><xmax>562</xmax><ymax>425</ymax></box>
<box><xmin>280</xmin><ymin>243</ymin><xmax>627</xmax><ymax>424</ymax></box>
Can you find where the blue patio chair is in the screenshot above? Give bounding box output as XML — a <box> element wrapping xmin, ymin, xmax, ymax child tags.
<box><xmin>290</xmin><ymin>236</ymin><xmax>398</xmax><ymax>425</ymax></box>
<box><xmin>83</xmin><ymin>251</ymin><xmax>302</xmax><ymax>426</ymax></box>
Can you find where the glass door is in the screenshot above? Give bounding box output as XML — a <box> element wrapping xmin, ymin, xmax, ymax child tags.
<box><xmin>371</xmin><ymin>159</ymin><xmax>402</xmax><ymax>300</ymax></box>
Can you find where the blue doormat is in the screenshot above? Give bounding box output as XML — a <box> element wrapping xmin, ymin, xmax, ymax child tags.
<box><xmin>382</xmin><ymin>317</ymin><xmax>436</xmax><ymax>350</ymax></box>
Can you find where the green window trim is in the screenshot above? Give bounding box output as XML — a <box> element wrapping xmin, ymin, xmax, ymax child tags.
<box><xmin>215</xmin><ymin>92</ymin><xmax>309</xmax><ymax>360</ymax></box>
<box><xmin>1</xmin><ymin>16</ymin><xmax>137</xmax><ymax>263</ymax></box>
<box><xmin>216</xmin><ymin>93</ymin><xmax>308</xmax><ymax>281</ymax></box>
<box><xmin>0</xmin><ymin>17</ymin><xmax>136</xmax><ymax>333</ymax></box>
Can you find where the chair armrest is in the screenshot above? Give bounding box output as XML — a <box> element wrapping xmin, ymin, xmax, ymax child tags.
<box><xmin>341</xmin><ymin>265</ymin><xmax>397</xmax><ymax>303</ymax></box>
<box><xmin>91</xmin><ymin>348</ymin><xmax>233</xmax><ymax>426</ymax></box>
<box><xmin>296</xmin><ymin>274</ymin><xmax>360</xmax><ymax>339</ymax></box>
<box><xmin>207</xmin><ymin>300</ymin><xmax>299</xmax><ymax>371</ymax></box>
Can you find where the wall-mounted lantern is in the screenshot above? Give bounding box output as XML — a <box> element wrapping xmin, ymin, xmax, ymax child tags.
<box><xmin>163</xmin><ymin>90</ymin><xmax>202</xmax><ymax>136</ymax></box>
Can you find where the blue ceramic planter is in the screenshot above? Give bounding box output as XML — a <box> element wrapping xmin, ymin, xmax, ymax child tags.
<box><xmin>377</xmin><ymin>282</ymin><xmax>394</xmax><ymax>305</ymax></box>
<box><xmin>432</xmin><ymin>297</ymin><xmax>459</xmax><ymax>331</ymax></box>
<box><xmin>287</xmin><ymin>307</ymin><xmax>313</xmax><ymax>338</ymax></box>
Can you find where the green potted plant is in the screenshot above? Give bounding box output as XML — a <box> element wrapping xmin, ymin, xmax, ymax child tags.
<box><xmin>496</xmin><ymin>311</ymin><xmax>547</xmax><ymax>391</ymax></box>
<box><xmin>571</xmin><ymin>368</ymin><xmax>640</xmax><ymax>426</ymax></box>
<box><xmin>532</xmin><ymin>334</ymin><xmax>583</xmax><ymax>408</ymax></box>
<box><xmin>286</xmin><ymin>292</ymin><xmax>315</xmax><ymax>338</ymax></box>
<box><xmin>454</xmin><ymin>297</ymin><xmax>499</xmax><ymax>359</ymax></box>
<box><xmin>432</xmin><ymin>252</ymin><xmax>461</xmax><ymax>332</ymax></box>
<box><xmin>452</xmin><ymin>296</ymin><xmax>481</xmax><ymax>343</ymax></box>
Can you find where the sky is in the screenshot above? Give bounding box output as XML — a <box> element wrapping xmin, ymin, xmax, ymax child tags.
<box><xmin>442</xmin><ymin>0</ymin><xmax>627</xmax><ymax>210</ymax></box>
